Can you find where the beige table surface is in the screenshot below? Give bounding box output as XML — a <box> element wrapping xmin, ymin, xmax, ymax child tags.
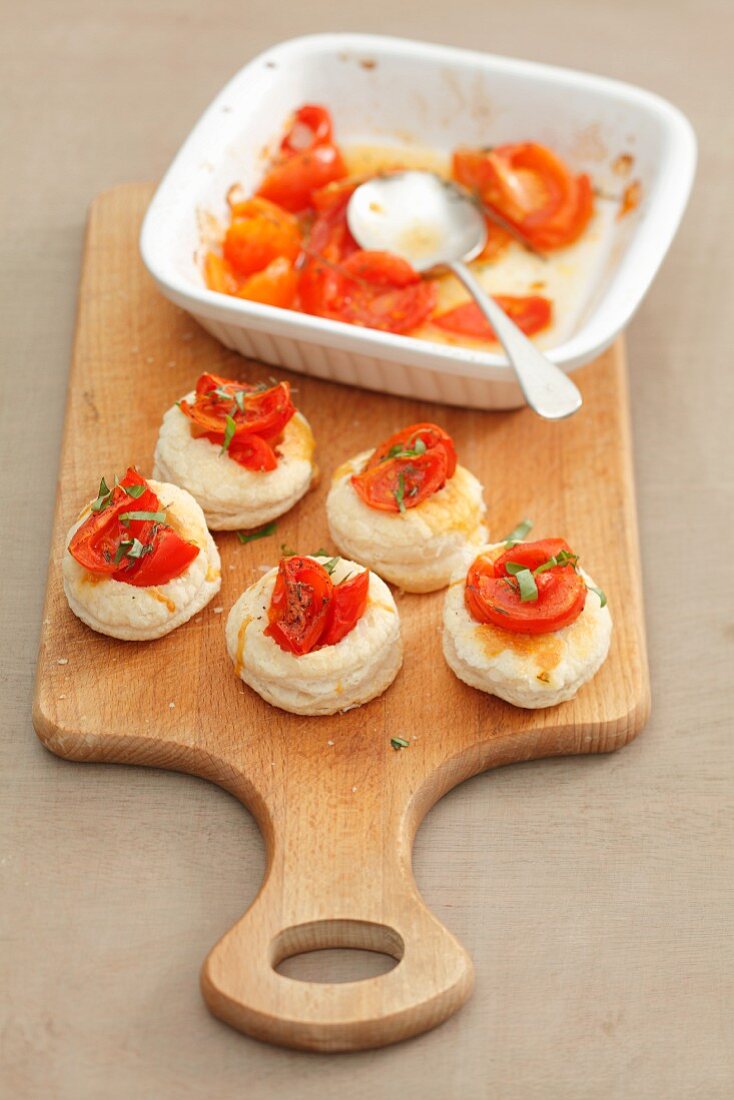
<box><xmin>1</xmin><ymin>1</ymin><xmax>732</xmax><ymax>1096</ymax></box>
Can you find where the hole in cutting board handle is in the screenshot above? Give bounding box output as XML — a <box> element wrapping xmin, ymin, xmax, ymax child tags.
<box><xmin>271</xmin><ymin>919</ymin><xmax>404</xmax><ymax>984</ymax></box>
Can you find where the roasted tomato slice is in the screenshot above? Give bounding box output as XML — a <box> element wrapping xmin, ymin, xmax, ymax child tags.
<box><xmin>493</xmin><ymin>538</ymin><xmax>577</xmax><ymax>577</ymax></box>
<box><xmin>352</xmin><ymin>451</ymin><xmax>450</xmax><ymax>513</ymax></box>
<box><xmin>236</xmin><ymin>256</ymin><xmax>299</xmax><ymax>308</ymax></box>
<box><xmin>280</xmin><ymin>104</ymin><xmax>333</xmax><ymax>154</ymax></box>
<box><xmin>223</xmin><ymin>198</ymin><xmax>301</xmax><ymax>277</ymax></box>
<box><xmin>256</xmin><ymin>144</ymin><xmax>348</xmax><ymax>214</ymax></box>
<box><xmin>113</xmin><ymin>522</ymin><xmax>200</xmax><ymax>587</ymax></box>
<box><xmin>453</xmin><ymin>143</ymin><xmax>593</xmax><ymax>251</ymax></box>
<box><xmin>180</xmin><ymin>375</ymin><xmax>295</xmax><ymax>443</ymax></box>
<box><xmin>69</xmin><ymin>469</ymin><xmax>157</xmax><ymax>574</ymax></box>
<box><xmin>364</xmin><ymin>422</ymin><xmax>457</xmax><ymax>479</ymax></box>
<box><xmin>299</xmin><ymin>244</ymin><xmax>437</xmax><ymax>334</ymax></box>
<box><xmin>433</xmin><ymin>295</ymin><xmax>552</xmax><ymax>342</ymax></box>
<box><xmin>465</xmin><ymin>540</ymin><xmax>587</xmax><ymax>635</ymax></box>
<box><xmin>321</xmin><ymin>570</ymin><xmax>370</xmax><ymax>647</ymax></box>
<box><xmin>265</xmin><ymin>556</ymin><xmax>334</xmax><ymax>655</ymax></box>
<box><xmin>69</xmin><ymin>469</ymin><xmax>199</xmax><ymax>585</ymax></box>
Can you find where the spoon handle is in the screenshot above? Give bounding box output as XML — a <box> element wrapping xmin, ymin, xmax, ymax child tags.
<box><xmin>449</xmin><ymin>262</ymin><xmax>582</xmax><ymax>420</ymax></box>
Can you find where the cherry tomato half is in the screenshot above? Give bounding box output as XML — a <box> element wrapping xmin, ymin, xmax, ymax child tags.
<box><xmin>223</xmin><ymin>198</ymin><xmax>301</xmax><ymax>278</ymax></box>
<box><xmin>180</xmin><ymin>375</ymin><xmax>295</xmax><ymax>443</ymax></box>
<box><xmin>453</xmin><ymin>143</ymin><xmax>593</xmax><ymax>251</ymax></box>
<box><xmin>465</xmin><ymin>540</ymin><xmax>587</xmax><ymax>635</ymax></box>
<box><xmin>364</xmin><ymin>422</ymin><xmax>457</xmax><ymax>478</ymax></box>
<box><xmin>432</xmin><ymin>295</ymin><xmax>552</xmax><ymax>342</ymax></box>
<box><xmin>256</xmin><ymin>144</ymin><xmax>348</xmax><ymax>214</ymax></box>
<box><xmin>265</xmin><ymin>556</ymin><xmax>334</xmax><ymax>655</ymax></box>
<box><xmin>280</xmin><ymin>104</ymin><xmax>333</xmax><ymax>154</ymax></box>
<box><xmin>320</xmin><ymin>570</ymin><xmax>370</xmax><ymax>647</ymax></box>
<box><xmin>352</xmin><ymin>450</ymin><xmax>450</xmax><ymax>513</ymax></box>
<box><xmin>69</xmin><ymin>469</ymin><xmax>200</xmax><ymax>586</ymax></box>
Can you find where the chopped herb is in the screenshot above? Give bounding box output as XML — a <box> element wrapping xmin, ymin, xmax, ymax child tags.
<box><xmin>386</xmin><ymin>435</ymin><xmax>428</xmax><ymax>461</ymax></box>
<box><xmin>533</xmin><ymin>549</ymin><xmax>579</xmax><ymax>576</ymax></box>
<box><xmin>391</xmin><ymin>737</ymin><xmax>410</xmax><ymax>751</ymax></box>
<box><xmin>312</xmin><ymin>547</ymin><xmax>330</xmax><ymax>557</ymax></box>
<box><xmin>119</xmin><ymin>510</ymin><xmax>167</xmax><ymax>526</ymax></box>
<box><xmin>236</xmin><ymin>521</ymin><xmax>277</xmax><ymax>544</ymax></box>
<box><xmin>90</xmin><ymin>477</ymin><xmax>112</xmax><ymax>513</ymax></box>
<box><xmin>280</xmin><ymin>541</ymin><xmax>296</xmax><ymax>556</ymax></box>
<box><xmin>394</xmin><ymin>471</ymin><xmax>406</xmax><ymax>514</ymax></box>
<box><xmin>123</xmin><ymin>483</ymin><xmax>146</xmax><ymax>499</ymax></box>
<box><xmin>220</xmin><ymin>414</ymin><xmax>237</xmax><ymax>455</ymax></box>
<box><xmin>113</xmin><ymin>537</ymin><xmax>151</xmax><ymax>565</ymax></box>
<box><xmin>321</xmin><ymin>557</ymin><xmax>341</xmax><ymax>575</ymax></box>
<box><xmin>515</xmin><ymin>568</ymin><xmax>539</xmax><ymax>602</ymax></box>
<box><xmin>587</xmin><ymin>584</ymin><xmax>607</xmax><ymax>608</ymax></box>
<box><xmin>503</xmin><ymin>518</ymin><xmax>533</xmax><ymax>547</ymax></box>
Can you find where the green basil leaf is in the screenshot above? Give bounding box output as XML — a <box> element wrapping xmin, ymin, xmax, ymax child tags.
<box><xmin>90</xmin><ymin>477</ymin><xmax>112</xmax><ymax>513</ymax></box>
<box><xmin>394</xmin><ymin>471</ymin><xmax>406</xmax><ymax>514</ymax></box>
<box><xmin>504</xmin><ymin>561</ymin><xmax>526</xmax><ymax>576</ymax></box>
<box><xmin>220</xmin><ymin>414</ymin><xmax>237</xmax><ymax>455</ymax></box>
<box><xmin>390</xmin><ymin>737</ymin><xmax>410</xmax><ymax>751</ymax></box>
<box><xmin>124</xmin><ymin>483</ymin><xmax>146</xmax><ymax>499</ymax></box>
<box><xmin>321</xmin><ymin>556</ymin><xmax>341</xmax><ymax>575</ymax></box>
<box><xmin>503</xmin><ymin>518</ymin><xmax>533</xmax><ymax>547</ymax></box>
<box><xmin>587</xmin><ymin>584</ymin><xmax>607</xmax><ymax>608</ymax></box>
<box><xmin>236</xmin><ymin>521</ymin><xmax>277</xmax><ymax>544</ymax></box>
<box><xmin>516</xmin><ymin>568</ymin><xmax>539</xmax><ymax>602</ymax></box>
<box><xmin>119</xmin><ymin>510</ymin><xmax>167</xmax><ymax>526</ymax></box>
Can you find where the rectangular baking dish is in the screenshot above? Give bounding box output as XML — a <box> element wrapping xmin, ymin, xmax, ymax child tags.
<box><xmin>140</xmin><ymin>33</ymin><xmax>696</xmax><ymax>409</ymax></box>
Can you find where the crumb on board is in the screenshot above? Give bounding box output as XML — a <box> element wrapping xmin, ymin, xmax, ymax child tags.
<box><xmin>213</xmin><ymin>606</ymin><xmax>224</xmax><ymax>614</ymax></box>
<box><xmin>168</xmin><ymin>702</ymin><xmax>175</xmax><ymax>709</ymax></box>
<box><xmin>56</xmin><ymin>658</ymin><xmax>68</xmax><ymax>665</ymax></box>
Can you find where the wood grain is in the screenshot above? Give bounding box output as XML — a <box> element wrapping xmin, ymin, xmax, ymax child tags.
<box><xmin>32</xmin><ymin>183</ymin><xmax>649</xmax><ymax>1052</ymax></box>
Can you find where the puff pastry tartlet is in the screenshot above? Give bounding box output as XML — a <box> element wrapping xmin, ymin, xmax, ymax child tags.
<box><xmin>63</xmin><ymin>468</ymin><xmax>221</xmax><ymax>641</ymax></box>
<box><xmin>443</xmin><ymin>537</ymin><xmax>611</xmax><ymax>708</ymax></box>
<box><xmin>226</xmin><ymin>554</ymin><xmax>402</xmax><ymax>715</ymax></box>
<box><xmin>326</xmin><ymin>422</ymin><xmax>487</xmax><ymax>593</ymax></box>
<box><xmin>153</xmin><ymin>372</ymin><xmax>315</xmax><ymax>531</ymax></box>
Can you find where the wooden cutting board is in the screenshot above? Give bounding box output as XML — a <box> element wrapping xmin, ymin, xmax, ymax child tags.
<box><xmin>33</xmin><ymin>183</ymin><xmax>650</xmax><ymax>1053</ymax></box>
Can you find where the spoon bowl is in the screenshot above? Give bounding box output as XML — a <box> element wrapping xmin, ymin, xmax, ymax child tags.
<box><xmin>347</xmin><ymin>171</ymin><xmax>487</xmax><ymax>272</ymax></box>
<box><xmin>347</xmin><ymin>170</ymin><xmax>582</xmax><ymax>420</ymax></box>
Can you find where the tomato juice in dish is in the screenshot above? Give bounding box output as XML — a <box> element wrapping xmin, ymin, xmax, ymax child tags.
<box><xmin>200</xmin><ymin>105</ymin><xmax>621</xmax><ymax>353</ymax></box>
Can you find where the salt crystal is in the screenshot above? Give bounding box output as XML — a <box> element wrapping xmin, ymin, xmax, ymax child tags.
<box><xmin>56</xmin><ymin>658</ymin><xmax>68</xmax><ymax>665</ymax></box>
<box><xmin>168</xmin><ymin>702</ymin><xmax>175</xmax><ymax>709</ymax></box>
<box><xmin>213</xmin><ymin>606</ymin><xmax>224</xmax><ymax>614</ymax></box>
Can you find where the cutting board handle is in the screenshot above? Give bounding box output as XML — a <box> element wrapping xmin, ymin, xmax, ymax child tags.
<box><xmin>200</xmin><ymin>873</ymin><xmax>474</xmax><ymax>1052</ymax></box>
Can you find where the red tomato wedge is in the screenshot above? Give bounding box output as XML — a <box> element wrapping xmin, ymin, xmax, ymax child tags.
<box><xmin>265</xmin><ymin>557</ymin><xmax>370</xmax><ymax>655</ymax></box>
<box><xmin>69</xmin><ymin>468</ymin><xmax>199</xmax><ymax>586</ymax></box>
<box><xmin>453</xmin><ymin>143</ymin><xmax>593</xmax><ymax>251</ymax></box>
<box><xmin>351</xmin><ymin>422</ymin><xmax>456</xmax><ymax>513</ymax></box>
<box><xmin>280</xmin><ymin>104</ymin><xmax>333</xmax><ymax>154</ymax></box>
<box><xmin>256</xmin><ymin>144</ymin><xmax>348</xmax><ymax>214</ymax></box>
<box><xmin>180</xmin><ymin>374</ymin><xmax>295</xmax><ymax>442</ymax></box>
<box><xmin>321</xmin><ymin>570</ymin><xmax>369</xmax><ymax>647</ymax></box>
<box><xmin>465</xmin><ymin>539</ymin><xmax>587</xmax><ymax>635</ymax></box>
<box><xmin>433</xmin><ymin>295</ymin><xmax>552</xmax><ymax>342</ymax></box>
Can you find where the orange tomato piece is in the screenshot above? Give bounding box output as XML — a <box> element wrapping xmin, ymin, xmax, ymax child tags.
<box><xmin>237</xmin><ymin>257</ymin><xmax>299</xmax><ymax>308</ymax></box>
<box><xmin>223</xmin><ymin>203</ymin><xmax>301</xmax><ymax>278</ymax></box>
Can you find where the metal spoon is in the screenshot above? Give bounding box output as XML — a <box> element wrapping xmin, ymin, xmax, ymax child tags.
<box><xmin>347</xmin><ymin>171</ymin><xmax>582</xmax><ymax>420</ymax></box>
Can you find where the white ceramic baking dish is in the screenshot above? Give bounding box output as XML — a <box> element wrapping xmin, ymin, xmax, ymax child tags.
<box><xmin>140</xmin><ymin>33</ymin><xmax>696</xmax><ymax>409</ymax></box>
